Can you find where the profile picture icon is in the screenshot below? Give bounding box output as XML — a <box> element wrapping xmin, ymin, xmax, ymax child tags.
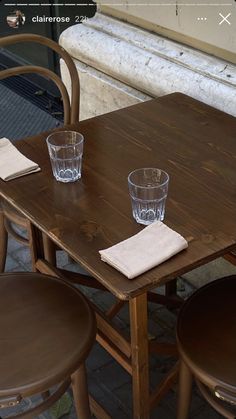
<box><xmin>7</xmin><ymin>10</ymin><xmax>25</xmax><ymax>28</ymax></box>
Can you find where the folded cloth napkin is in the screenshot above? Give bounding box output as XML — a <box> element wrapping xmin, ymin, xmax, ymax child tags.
<box><xmin>0</xmin><ymin>137</ymin><xmax>40</xmax><ymax>181</ymax></box>
<box><xmin>99</xmin><ymin>221</ymin><xmax>188</xmax><ymax>279</ymax></box>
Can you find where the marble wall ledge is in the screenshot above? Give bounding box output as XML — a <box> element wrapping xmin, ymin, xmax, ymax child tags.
<box><xmin>84</xmin><ymin>13</ymin><xmax>236</xmax><ymax>89</ymax></box>
<box><xmin>60</xmin><ymin>59</ymin><xmax>151</xmax><ymax>120</ymax></box>
<box><xmin>60</xmin><ymin>13</ymin><xmax>236</xmax><ymax>117</ymax></box>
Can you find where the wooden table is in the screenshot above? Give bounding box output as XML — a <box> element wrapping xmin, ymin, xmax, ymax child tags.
<box><xmin>1</xmin><ymin>93</ymin><xmax>236</xmax><ymax>418</ymax></box>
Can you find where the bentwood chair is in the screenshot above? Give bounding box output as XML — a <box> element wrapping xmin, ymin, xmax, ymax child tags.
<box><xmin>0</xmin><ymin>33</ymin><xmax>80</xmax><ymax>271</ymax></box>
<box><xmin>0</xmin><ymin>272</ymin><xmax>96</xmax><ymax>418</ymax></box>
<box><xmin>176</xmin><ymin>275</ymin><xmax>236</xmax><ymax>419</ymax></box>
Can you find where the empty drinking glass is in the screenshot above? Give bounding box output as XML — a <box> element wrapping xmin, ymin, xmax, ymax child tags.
<box><xmin>128</xmin><ymin>168</ymin><xmax>169</xmax><ymax>225</ymax></box>
<box><xmin>46</xmin><ymin>131</ymin><xmax>84</xmax><ymax>183</ymax></box>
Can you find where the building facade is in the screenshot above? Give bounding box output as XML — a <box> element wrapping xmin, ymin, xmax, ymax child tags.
<box><xmin>59</xmin><ymin>3</ymin><xmax>236</xmax><ymax>120</ymax></box>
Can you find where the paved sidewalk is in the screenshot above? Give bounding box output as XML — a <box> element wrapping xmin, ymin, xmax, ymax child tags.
<box><xmin>5</xmin><ymin>231</ymin><xmax>236</xmax><ymax>419</ymax></box>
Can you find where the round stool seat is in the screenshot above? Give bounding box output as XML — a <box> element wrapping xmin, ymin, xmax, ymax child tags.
<box><xmin>177</xmin><ymin>275</ymin><xmax>236</xmax><ymax>392</ymax></box>
<box><xmin>0</xmin><ymin>272</ymin><xmax>96</xmax><ymax>400</ymax></box>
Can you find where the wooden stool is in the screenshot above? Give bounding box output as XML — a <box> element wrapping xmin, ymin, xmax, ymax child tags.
<box><xmin>0</xmin><ymin>272</ymin><xmax>96</xmax><ymax>419</ymax></box>
<box><xmin>176</xmin><ymin>275</ymin><xmax>236</xmax><ymax>419</ymax></box>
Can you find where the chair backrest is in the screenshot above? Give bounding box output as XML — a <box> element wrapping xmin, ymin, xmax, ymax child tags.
<box><xmin>0</xmin><ymin>33</ymin><xmax>80</xmax><ymax>125</ymax></box>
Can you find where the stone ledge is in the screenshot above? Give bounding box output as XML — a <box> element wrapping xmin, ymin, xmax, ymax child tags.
<box><xmin>60</xmin><ymin>13</ymin><xmax>236</xmax><ymax>116</ymax></box>
<box><xmin>60</xmin><ymin>59</ymin><xmax>151</xmax><ymax>120</ymax></box>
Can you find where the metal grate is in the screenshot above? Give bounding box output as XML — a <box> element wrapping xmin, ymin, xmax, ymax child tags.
<box><xmin>0</xmin><ymin>63</ymin><xmax>64</xmax><ymax>122</ymax></box>
<box><xmin>0</xmin><ymin>83</ymin><xmax>62</xmax><ymax>141</ymax></box>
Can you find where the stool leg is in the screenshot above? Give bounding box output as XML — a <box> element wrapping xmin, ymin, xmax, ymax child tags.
<box><xmin>177</xmin><ymin>359</ymin><xmax>193</xmax><ymax>419</ymax></box>
<box><xmin>0</xmin><ymin>210</ymin><xmax>8</xmax><ymax>272</ymax></box>
<box><xmin>71</xmin><ymin>364</ymin><xmax>91</xmax><ymax>419</ymax></box>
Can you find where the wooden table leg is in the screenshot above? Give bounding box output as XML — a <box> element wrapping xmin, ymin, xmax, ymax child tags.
<box><xmin>42</xmin><ymin>232</ymin><xmax>56</xmax><ymax>266</ymax></box>
<box><xmin>130</xmin><ymin>293</ymin><xmax>149</xmax><ymax>419</ymax></box>
<box><xmin>27</xmin><ymin>221</ymin><xmax>44</xmax><ymax>272</ymax></box>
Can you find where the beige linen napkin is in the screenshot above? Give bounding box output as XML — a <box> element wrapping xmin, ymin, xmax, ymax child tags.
<box><xmin>99</xmin><ymin>221</ymin><xmax>188</xmax><ymax>279</ymax></box>
<box><xmin>0</xmin><ymin>137</ymin><xmax>40</xmax><ymax>181</ymax></box>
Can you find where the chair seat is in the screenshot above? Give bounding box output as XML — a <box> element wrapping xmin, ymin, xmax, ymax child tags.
<box><xmin>177</xmin><ymin>275</ymin><xmax>236</xmax><ymax>391</ymax></box>
<box><xmin>0</xmin><ymin>272</ymin><xmax>96</xmax><ymax>399</ymax></box>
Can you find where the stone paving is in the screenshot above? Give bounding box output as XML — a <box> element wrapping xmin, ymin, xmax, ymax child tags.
<box><xmin>4</xmin><ymin>232</ymin><xmax>236</xmax><ymax>419</ymax></box>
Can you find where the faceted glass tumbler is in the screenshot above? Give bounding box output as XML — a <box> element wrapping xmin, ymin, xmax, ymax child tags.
<box><xmin>46</xmin><ymin>131</ymin><xmax>84</xmax><ymax>183</ymax></box>
<box><xmin>128</xmin><ymin>168</ymin><xmax>169</xmax><ymax>225</ymax></box>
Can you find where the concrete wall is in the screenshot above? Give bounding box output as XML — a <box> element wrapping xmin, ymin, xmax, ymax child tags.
<box><xmin>60</xmin><ymin>13</ymin><xmax>236</xmax><ymax>121</ymax></box>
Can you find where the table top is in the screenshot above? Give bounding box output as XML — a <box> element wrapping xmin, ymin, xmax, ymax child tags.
<box><xmin>1</xmin><ymin>93</ymin><xmax>236</xmax><ymax>300</ymax></box>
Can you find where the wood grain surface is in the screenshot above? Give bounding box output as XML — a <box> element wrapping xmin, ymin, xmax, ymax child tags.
<box><xmin>1</xmin><ymin>93</ymin><xmax>236</xmax><ymax>299</ymax></box>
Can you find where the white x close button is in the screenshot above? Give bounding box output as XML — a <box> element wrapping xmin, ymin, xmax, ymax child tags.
<box><xmin>219</xmin><ymin>12</ymin><xmax>231</xmax><ymax>25</ymax></box>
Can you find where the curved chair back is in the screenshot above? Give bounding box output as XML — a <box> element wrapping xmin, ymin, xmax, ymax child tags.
<box><xmin>0</xmin><ymin>33</ymin><xmax>80</xmax><ymax>273</ymax></box>
<box><xmin>0</xmin><ymin>33</ymin><xmax>80</xmax><ymax>124</ymax></box>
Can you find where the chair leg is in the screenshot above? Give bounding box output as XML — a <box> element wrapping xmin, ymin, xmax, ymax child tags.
<box><xmin>41</xmin><ymin>390</ymin><xmax>50</xmax><ymax>400</ymax></box>
<box><xmin>0</xmin><ymin>210</ymin><xmax>8</xmax><ymax>272</ymax></box>
<box><xmin>71</xmin><ymin>364</ymin><xmax>91</xmax><ymax>419</ymax></box>
<box><xmin>177</xmin><ymin>359</ymin><xmax>193</xmax><ymax>419</ymax></box>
